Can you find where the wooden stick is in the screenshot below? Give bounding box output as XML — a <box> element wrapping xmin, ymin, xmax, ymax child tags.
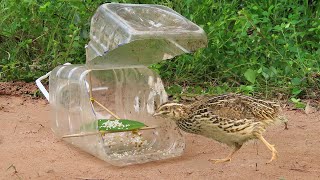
<box><xmin>62</xmin><ymin>126</ymin><xmax>158</xmax><ymax>138</ymax></box>
<box><xmin>87</xmin><ymin>71</ymin><xmax>120</xmax><ymax>119</ymax></box>
<box><xmin>134</xmin><ymin>126</ymin><xmax>158</xmax><ymax>131</ymax></box>
<box><xmin>92</xmin><ymin>99</ymin><xmax>120</xmax><ymax>119</ymax></box>
<box><xmin>62</xmin><ymin>132</ymin><xmax>99</xmax><ymax>138</ymax></box>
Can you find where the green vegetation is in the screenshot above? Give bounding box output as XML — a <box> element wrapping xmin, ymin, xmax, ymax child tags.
<box><xmin>1</xmin><ymin>0</ymin><xmax>319</xmax><ymax>99</ymax></box>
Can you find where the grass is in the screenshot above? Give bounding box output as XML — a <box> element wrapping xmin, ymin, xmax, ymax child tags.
<box><xmin>0</xmin><ymin>0</ymin><xmax>319</xmax><ymax>100</ymax></box>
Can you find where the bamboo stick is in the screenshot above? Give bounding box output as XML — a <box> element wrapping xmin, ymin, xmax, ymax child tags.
<box><xmin>92</xmin><ymin>99</ymin><xmax>121</xmax><ymax>119</ymax></box>
<box><xmin>87</xmin><ymin>70</ymin><xmax>120</xmax><ymax>119</ymax></box>
<box><xmin>62</xmin><ymin>132</ymin><xmax>99</xmax><ymax>138</ymax></box>
<box><xmin>62</xmin><ymin>126</ymin><xmax>158</xmax><ymax>138</ymax></box>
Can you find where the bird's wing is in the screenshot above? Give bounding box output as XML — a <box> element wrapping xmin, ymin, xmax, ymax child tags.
<box><xmin>192</xmin><ymin>94</ymin><xmax>281</xmax><ymax>120</ymax></box>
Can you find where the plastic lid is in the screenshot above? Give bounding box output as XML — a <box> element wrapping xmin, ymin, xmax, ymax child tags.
<box><xmin>86</xmin><ymin>3</ymin><xmax>207</xmax><ymax>68</ymax></box>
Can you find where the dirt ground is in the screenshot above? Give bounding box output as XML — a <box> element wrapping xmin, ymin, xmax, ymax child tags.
<box><xmin>0</xmin><ymin>82</ymin><xmax>320</xmax><ymax>180</ymax></box>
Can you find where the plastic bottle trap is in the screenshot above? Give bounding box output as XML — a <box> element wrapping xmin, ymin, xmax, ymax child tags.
<box><xmin>36</xmin><ymin>3</ymin><xmax>207</xmax><ymax>166</ymax></box>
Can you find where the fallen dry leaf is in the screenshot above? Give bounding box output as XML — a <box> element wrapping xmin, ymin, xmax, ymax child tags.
<box><xmin>304</xmin><ymin>101</ymin><xmax>317</xmax><ymax>114</ymax></box>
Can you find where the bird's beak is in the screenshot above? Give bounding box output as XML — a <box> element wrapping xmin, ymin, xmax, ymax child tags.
<box><xmin>153</xmin><ymin>112</ymin><xmax>161</xmax><ymax>117</ymax></box>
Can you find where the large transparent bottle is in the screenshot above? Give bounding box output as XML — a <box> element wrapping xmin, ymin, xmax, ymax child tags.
<box><xmin>49</xmin><ymin>64</ymin><xmax>186</xmax><ymax>166</ymax></box>
<box><xmin>49</xmin><ymin>3</ymin><xmax>207</xmax><ymax>166</ymax></box>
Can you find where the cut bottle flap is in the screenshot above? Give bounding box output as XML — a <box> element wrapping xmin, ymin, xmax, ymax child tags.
<box><xmin>86</xmin><ymin>3</ymin><xmax>207</xmax><ymax>67</ymax></box>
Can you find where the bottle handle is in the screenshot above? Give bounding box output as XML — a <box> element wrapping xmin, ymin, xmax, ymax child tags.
<box><xmin>35</xmin><ymin>71</ymin><xmax>51</xmax><ymax>101</ymax></box>
<box><xmin>35</xmin><ymin>63</ymin><xmax>71</xmax><ymax>101</ymax></box>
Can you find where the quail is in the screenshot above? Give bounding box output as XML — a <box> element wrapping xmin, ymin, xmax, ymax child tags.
<box><xmin>153</xmin><ymin>93</ymin><xmax>287</xmax><ymax>163</ymax></box>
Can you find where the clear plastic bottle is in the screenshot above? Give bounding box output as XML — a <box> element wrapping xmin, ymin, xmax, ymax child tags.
<box><xmin>49</xmin><ymin>64</ymin><xmax>185</xmax><ymax>166</ymax></box>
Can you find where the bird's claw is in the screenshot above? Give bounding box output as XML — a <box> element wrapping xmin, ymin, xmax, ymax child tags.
<box><xmin>266</xmin><ymin>149</ymin><xmax>278</xmax><ymax>164</ymax></box>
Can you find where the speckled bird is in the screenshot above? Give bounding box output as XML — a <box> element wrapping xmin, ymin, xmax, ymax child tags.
<box><xmin>153</xmin><ymin>93</ymin><xmax>287</xmax><ymax>163</ymax></box>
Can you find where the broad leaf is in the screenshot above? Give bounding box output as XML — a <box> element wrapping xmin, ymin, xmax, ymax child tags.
<box><xmin>290</xmin><ymin>98</ymin><xmax>306</xmax><ymax>109</ymax></box>
<box><xmin>291</xmin><ymin>78</ymin><xmax>302</xmax><ymax>86</ymax></box>
<box><xmin>80</xmin><ymin>119</ymin><xmax>147</xmax><ymax>133</ymax></box>
<box><xmin>292</xmin><ymin>88</ymin><xmax>302</xmax><ymax>96</ymax></box>
<box><xmin>244</xmin><ymin>69</ymin><xmax>257</xmax><ymax>84</ymax></box>
<box><xmin>98</xmin><ymin>119</ymin><xmax>146</xmax><ymax>132</ymax></box>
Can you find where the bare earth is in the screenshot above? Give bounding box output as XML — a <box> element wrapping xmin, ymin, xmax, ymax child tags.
<box><xmin>0</xmin><ymin>83</ymin><xmax>320</xmax><ymax>180</ymax></box>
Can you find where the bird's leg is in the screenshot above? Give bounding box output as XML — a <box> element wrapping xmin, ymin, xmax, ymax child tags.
<box><xmin>254</xmin><ymin>133</ymin><xmax>278</xmax><ymax>163</ymax></box>
<box><xmin>209</xmin><ymin>143</ymin><xmax>242</xmax><ymax>164</ymax></box>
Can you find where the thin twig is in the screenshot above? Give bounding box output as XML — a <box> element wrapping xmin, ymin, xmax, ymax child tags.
<box><xmin>7</xmin><ymin>164</ymin><xmax>21</xmax><ymax>180</ymax></box>
<box><xmin>87</xmin><ymin>70</ymin><xmax>120</xmax><ymax>119</ymax></box>
<box><xmin>92</xmin><ymin>99</ymin><xmax>120</xmax><ymax>119</ymax></box>
<box><xmin>32</xmin><ymin>31</ymin><xmax>48</xmax><ymax>43</ymax></box>
<box><xmin>134</xmin><ymin>126</ymin><xmax>158</xmax><ymax>131</ymax></box>
<box><xmin>75</xmin><ymin>178</ymin><xmax>104</xmax><ymax>180</ymax></box>
<box><xmin>62</xmin><ymin>132</ymin><xmax>99</xmax><ymax>138</ymax></box>
<box><xmin>62</xmin><ymin>126</ymin><xmax>158</xmax><ymax>138</ymax></box>
<box><xmin>7</xmin><ymin>164</ymin><xmax>17</xmax><ymax>173</ymax></box>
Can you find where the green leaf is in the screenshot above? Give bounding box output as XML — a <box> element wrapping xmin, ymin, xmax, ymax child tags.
<box><xmin>240</xmin><ymin>85</ymin><xmax>254</xmax><ymax>93</ymax></box>
<box><xmin>290</xmin><ymin>97</ymin><xmax>300</xmax><ymax>103</ymax></box>
<box><xmin>270</xmin><ymin>66</ymin><xmax>277</xmax><ymax>75</ymax></box>
<box><xmin>98</xmin><ymin>119</ymin><xmax>146</xmax><ymax>132</ymax></box>
<box><xmin>291</xmin><ymin>88</ymin><xmax>302</xmax><ymax>96</ymax></box>
<box><xmin>166</xmin><ymin>85</ymin><xmax>182</xmax><ymax>94</ymax></box>
<box><xmin>291</xmin><ymin>78</ymin><xmax>301</xmax><ymax>86</ymax></box>
<box><xmin>80</xmin><ymin>119</ymin><xmax>147</xmax><ymax>133</ymax></box>
<box><xmin>285</xmin><ymin>23</ymin><xmax>290</xmax><ymax>28</ymax></box>
<box><xmin>193</xmin><ymin>86</ymin><xmax>203</xmax><ymax>94</ymax></box>
<box><xmin>262</xmin><ymin>11</ymin><xmax>269</xmax><ymax>16</ymax></box>
<box><xmin>295</xmin><ymin>103</ymin><xmax>306</xmax><ymax>109</ymax></box>
<box><xmin>273</xmin><ymin>25</ymin><xmax>282</xmax><ymax>31</ymax></box>
<box><xmin>244</xmin><ymin>69</ymin><xmax>257</xmax><ymax>84</ymax></box>
<box><xmin>290</xmin><ymin>98</ymin><xmax>306</xmax><ymax>109</ymax></box>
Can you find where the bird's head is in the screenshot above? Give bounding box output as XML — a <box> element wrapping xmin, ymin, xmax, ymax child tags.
<box><xmin>153</xmin><ymin>102</ymin><xmax>188</xmax><ymax>121</ymax></box>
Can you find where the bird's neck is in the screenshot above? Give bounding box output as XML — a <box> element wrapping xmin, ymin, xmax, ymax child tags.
<box><xmin>167</xmin><ymin>104</ymin><xmax>190</xmax><ymax>121</ymax></box>
<box><xmin>177</xmin><ymin>105</ymin><xmax>191</xmax><ymax>119</ymax></box>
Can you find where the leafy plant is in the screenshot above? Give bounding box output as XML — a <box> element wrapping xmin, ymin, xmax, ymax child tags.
<box><xmin>290</xmin><ymin>98</ymin><xmax>306</xmax><ymax>109</ymax></box>
<box><xmin>151</xmin><ymin>0</ymin><xmax>320</xmax><ymax>98</ymax></box>
<box><xmin>1</xmin><ymin>0</ymin><xmax>319</xmax><ymax>99</ymax></box>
